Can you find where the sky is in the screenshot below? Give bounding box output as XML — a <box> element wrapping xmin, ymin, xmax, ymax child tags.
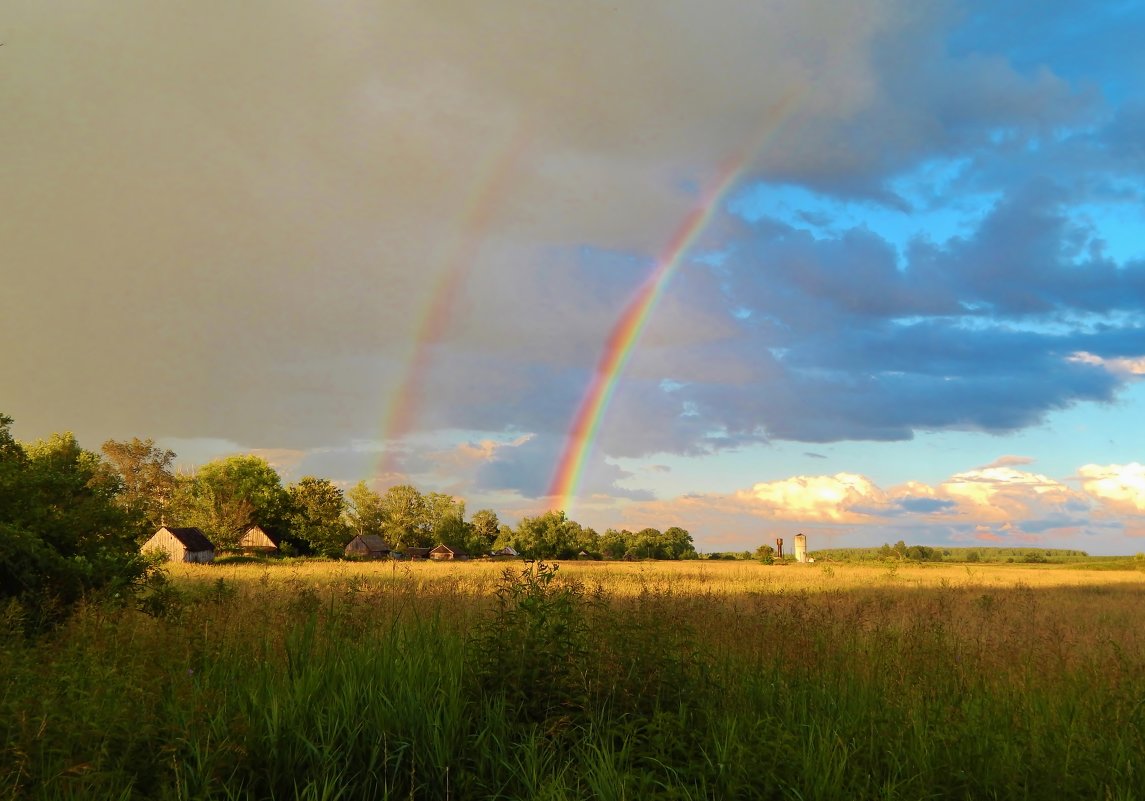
<box><xmin>3</xmin><ymin>1</ymin><xmax>1144</xmax><ymax>554</ymax></box>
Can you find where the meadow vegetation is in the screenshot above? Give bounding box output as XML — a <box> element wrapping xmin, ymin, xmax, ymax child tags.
<box><xmin>4</xmin><ymin>559</ymin><xmax>1145</xmax><ymax>800</ymax></box>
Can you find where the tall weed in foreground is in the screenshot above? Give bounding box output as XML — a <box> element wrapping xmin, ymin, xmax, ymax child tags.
<box><xmin>469</xmin><ymin>563</ymin><xmax>714</xmax><ymax>732</ymax></box>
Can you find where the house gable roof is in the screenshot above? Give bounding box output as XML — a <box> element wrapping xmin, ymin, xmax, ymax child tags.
<box><xmin>161</xmin><ymin>527</ymin><xmax>214</xmax><ymax>552</ymax></box>
<box><xmin>347</xmin><ymin>534</ymin><xmax>393</xmax><ymax>552</ymax></box>
<box><xmin>244</xmin><ymin>524</ymin><xmax>283</xmax><ymax>546</ymax></box>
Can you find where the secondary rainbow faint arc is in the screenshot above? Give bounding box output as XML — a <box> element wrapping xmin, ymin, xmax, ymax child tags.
<box><xmin>547</xmin><ymin>93</ymin><xmax>800</xmax><ymax>512</ymax></box>
<box><xmin>378</xmin><ymin>127</ymin><xmax>530</xmax><ymax>478</ymax></box>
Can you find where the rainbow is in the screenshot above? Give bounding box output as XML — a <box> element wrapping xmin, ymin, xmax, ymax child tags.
<box><xmin>378</xmin><ymin>127</ymin><xmax>529</xmax><ymax>478</ymax></box>
<box><xmin>547</xmin><ymin>95</ymin><xmax>799</xmax><ymax>511</ymax></box>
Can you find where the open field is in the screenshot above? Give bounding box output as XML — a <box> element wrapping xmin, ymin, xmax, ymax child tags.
<box><xmin>4</xmin><ymin>559</ymin><xmax>1145</xmax><ymax>800</ymax></box>
<box><xmin>182</xmin><ymin>555</ymin><xmax>1145</xmax><ymax>594</ymax></box>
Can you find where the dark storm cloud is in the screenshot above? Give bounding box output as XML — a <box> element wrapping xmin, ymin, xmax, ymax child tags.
<box><xmin>5</xmin><ymin>0</ymin><xmax>1143</xmax><ymax>506</ymax></box>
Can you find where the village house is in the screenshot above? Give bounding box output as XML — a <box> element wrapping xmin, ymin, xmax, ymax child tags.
<box><xmin>142</xmin><ymin>526</ymin><xmax>215</xmax><ymax>564</ymax></box>
<box><xmin>238</xmin><ymin>524</ymin><xmax>282</xmax><ymax>554</ymax></box>
<box><xmin>344</xmin><ymin>535</ymin><xmax>393</xmax><ymax>560</ymax></box>
<box><xmin>399</xmin><ymin>546</ymin><xmax>433</xmax><ymax>561</ymax></box>
<box><xmin>429</xmin><ymin>544</ymin><xmax>469</xmax><ymax>561</ymax></box>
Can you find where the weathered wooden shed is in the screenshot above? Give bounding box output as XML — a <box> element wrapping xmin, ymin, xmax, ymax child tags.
<box><xmin>429</xmin><ymin>544</ymin><xmax>469</xmax><ymax>561</ymax></box>
<box><xmin>142</xmin><ymin>526</ymin><xmax>215</xmax><ymax>564</ymax></box>
<box><xmin>344</xmin><ymin>535</ymin><xmax>393</xmax><ymax>560</ymax></box>
<box><xmin>400</xmin><ymin>547</ymin><xmax>433</xmax><ymax>561</ymax></box>
<box><xmin>238</xmin><ymin>524</ymin><xmax>282</xmax><ymax>554</ymax></box>
<box><xmin>492</xmin><ymin>545</ymin><xmax>519</xmax><ymax>559</ymax></box>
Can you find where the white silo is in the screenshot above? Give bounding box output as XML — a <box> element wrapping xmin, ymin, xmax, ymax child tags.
<box><xmin>794</xmin><ymin>533</ymin><xmax>808</xmax><ymax>563</ymax></box>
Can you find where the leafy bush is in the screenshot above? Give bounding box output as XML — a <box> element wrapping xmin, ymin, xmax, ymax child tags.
<box><xmin>0</xmin><ymin>414</ymin><xmax>154</xmax><ymax>632</ymax></box>
<box><xmin>470</xmin><ymin>561</ymin><xmax>714</xmax><ymax>741</ymax></box>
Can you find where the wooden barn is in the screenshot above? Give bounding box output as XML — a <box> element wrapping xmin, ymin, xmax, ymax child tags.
<box><xmin>142</xmin><ymin>526</ymin><xmax>215</xmax><ymax>564</ymax></box>
<box><xmin>344</xmin><ymin>535</ymin><xmax>393</xmax><ymax>560</ymax></box>
<box><xmin>492</xmin><ymin>545</ymin><xmax>519</xmax><ymax>559</ymax></box>
<box><xmin>238</xmin><ymin>524</ymin><xmax>282</xmax><ymax>554</ymax></box>
<box><xmin>429</xmin><ymin>544</ymin><xmax>469</xmax><ymax>561</ymax></box>
<box><xmin>400</xmin><ymin>547</ymin><xmax>432</xmax><ymax>561</ymax></box>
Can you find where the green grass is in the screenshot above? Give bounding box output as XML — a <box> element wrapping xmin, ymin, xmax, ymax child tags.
<box><xmin>3</xmin><ymin>564</ymin><xmax>1144</xmax><ymax>799</ymax></box>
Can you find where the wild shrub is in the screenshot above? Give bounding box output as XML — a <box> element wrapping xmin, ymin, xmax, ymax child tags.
<box><xmin>470</xmin><ymin>562</ymin><xmax>715</xmax><ymax>745</ymax></box>
<box><xmin>470</xmin><ymin>561</ymin><xmax>591</xmax><ymax>729</ymax></box>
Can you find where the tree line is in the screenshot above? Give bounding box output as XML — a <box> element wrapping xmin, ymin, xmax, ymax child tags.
<box><xmin>99</xmin><ymin>436</ymin><xmax>696</xmax><ymax>561</ymax></box>
<box><xmin>1</xmin><ymin>413</ymin><xmax>697</xmax><ymax>624</ymax></box>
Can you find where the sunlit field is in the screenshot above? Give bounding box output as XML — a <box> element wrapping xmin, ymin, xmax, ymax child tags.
<box><xmin>177</xmin><ymin>555</ymin><xmax>1145</xmax><ymax>594</ymax></box>
<box><xmin>4</xmin><ymin>559</ymin><xmax>1145</xmax><ymax>800</ymax></box>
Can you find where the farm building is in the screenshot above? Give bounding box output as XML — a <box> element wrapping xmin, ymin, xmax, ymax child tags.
<box><xmin>344</xmin><ymin>535</ymin><xmax>393</xmax><ymax>560</ymax></box>
<box><xmin>400</xmin><ymin>547</ymin><xmax>433</xmax><ymax>560</ymax></box>
<box><xmin>492</xmin><ymin>545</ymin><xmax>519</xmax><ymax>558</ymax></box>
<box><xmin>142</xmin><ymin>526</ymin><xmax>215</xmax><ymax>564</ymax></box>
<box><xmin>238</xmin><ymin>524</ymin><xmax>282</xmax><ymax>554</ymax></box>
<box><xmin>429</xmin><ymin>544</ymin><xmax>469</xmax><ymax>561</ymax></box>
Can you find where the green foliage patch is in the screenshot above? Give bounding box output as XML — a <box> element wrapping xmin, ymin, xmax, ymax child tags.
<box><xmin>3</xmin><ymin>566</ymin><xmax>1144</xmax><ymax>799</ymax></box>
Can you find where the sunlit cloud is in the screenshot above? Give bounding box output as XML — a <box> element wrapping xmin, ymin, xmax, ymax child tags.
<box><xmin>1078</xmin><ymin>463</ymin><xmax>1145</xmax><ymax>513</ymax></box>
<box><xmin>1068</xmin><ymin>352</ymin><xmax>1145</xmax><ymax>376</ymax></box>
<box><xmin>735</xmin><ymin>472</ymin><xmax>886</xmax><ymax>522</ymax></box>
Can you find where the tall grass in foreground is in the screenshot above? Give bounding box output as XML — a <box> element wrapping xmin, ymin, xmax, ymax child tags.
<box><xmin>2</xmin><ymin>563</ymin><xmax>1144</xmax><ymax>800</ymax></box>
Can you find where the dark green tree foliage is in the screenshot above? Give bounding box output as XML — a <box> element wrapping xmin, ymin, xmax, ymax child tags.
<box><xmin>380</xmin><ymin>484</ymin><xmax>432</xmax><ymax>547</ymax></box>
<box><xmin>287</xmin><ymin>477</ymin><xmax>349</xmax><ymax>556</ymax></box>
<box><xmin>0</xmin><ymin>415</ymin><xmax>148</xmax><ymax>629</ymax></box>
<box><xmin>171</xmin><ymin>455</ymin><xmax>289</xmax><ymax>550</ymax></box>
<box><xmin>600</xmin><ymin>528</ymin><xmax>630</xmax><ymax>559</ymax></box>
<box><xmin>469</xmin><ymin>508</ymin><xmax>501</xmax><ymax>555</ymax></box>
<box><xmin>627</xmin><ymin>526</ymin><xmax>697</xmax><ymax>559</ymax></box>
<box><xmin>424</xmin><ymin>491</ymin><xmax>468</xmax><ymax>548</ymax></box>
<box><xmin>100</xmin><ymin>437</ymin><xmax>176</xmax><ymax>541</ymax></box>
<box><xmin>509</xmin><ymin>510</ymin><xmax>590</xmax><ymax>559</ymax></box>
<box><xmin>344</xmin><ymin>480</ymin><xmax>385</xmax><ymax>539</ymax></box>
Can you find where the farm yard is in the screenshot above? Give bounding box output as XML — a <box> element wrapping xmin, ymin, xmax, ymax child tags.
<box><xmin>4</xmin><ymin>559</ymin><xmax>1145</xmax><ymax>800</ymax></box>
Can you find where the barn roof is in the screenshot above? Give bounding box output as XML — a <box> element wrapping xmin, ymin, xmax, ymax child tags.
<box><xmin>401</xmin><ymin>546</ymin><xmax>433</xmax><ymax>558</ymax></box>
<box><xmin>162</xmin><ymin>527</ymin><xmax>214</xmax><ymax>551</ymax></box>
<box><xmin>430</xmin><ymin>544</ymin><xmax>468</xmax><ymax>556</ymax></box>
<box><xmin>347</xmin><ymin>534</ymin><xmax>392</xmax><ymax>552</ymax></box>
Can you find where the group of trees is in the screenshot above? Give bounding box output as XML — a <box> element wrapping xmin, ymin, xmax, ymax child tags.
<box><xmin>497</xmin><ymin>511</ymin><xmax>697</xmax><ymax>560</ymax></box>
<box><xmin>1</xmin><ymin>414</ymin><xmax>697</xmax><ymax>593</ymax></box>
<box><xmin>1</xmin><ymin>415</ymin><xmax>151</xmax><ymax>628</ymax></box>
<box><xmin>96</xmin><ymin>437</ymin><xmax>698</xmax><ymax>561</ymax></box>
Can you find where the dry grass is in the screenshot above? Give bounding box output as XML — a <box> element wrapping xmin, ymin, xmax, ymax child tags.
<box><xmin>174</xmin><ymin>555</ymin><xmax>1145</xmax><ymax>595</ymax></box>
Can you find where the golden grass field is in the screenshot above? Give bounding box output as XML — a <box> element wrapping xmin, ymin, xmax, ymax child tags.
<box><xmin>7</xmin><ymin>557</ymin><xmax>1145</xmax><ymax>799</ymax></box>
<box><xmin>172</xmin><ymin>555</ymin><xmax>1145</xmax><ymax>595</ymax></box>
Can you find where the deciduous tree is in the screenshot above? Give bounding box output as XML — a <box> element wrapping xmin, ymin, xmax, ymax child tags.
<box><xmin>171</xmin><ymin>455</ymin><xmax>288</xmax><ymax>549</ymax></box>
<box><xmin>380</xmin><ymin>484</ymin><xmax>431</xmax><ymax>548</ymax></box>
<box><xmin>345</xmin><ymin>480</ymin><xmax>385</xmax><ymax>539</ymax></box>
<box><xmin>100</xmin><ymin>437</ymin><xmax>176</xmax><ymax>540</ymax></box>
<box><xmin>288</xmin><ymin>476</ymin><xmax>348</xmax><ymax>556</ymax></box>
<box><xmin>1</xmin><ymin>415</ymin><xmax>146</xmax><ymax>629</ymax></box>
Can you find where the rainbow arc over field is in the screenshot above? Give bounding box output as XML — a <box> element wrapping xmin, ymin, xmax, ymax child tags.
<box><xmin>547</xmin><ymin>94</ymin><xmax>800</xmax><ymax>512</ymax></box>
<box><xmin>378</xmin><ymin>127</ymin><xmax>529</xmax><ymax>478</ymax></box>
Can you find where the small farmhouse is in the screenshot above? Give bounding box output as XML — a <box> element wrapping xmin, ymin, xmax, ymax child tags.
<box><xmin>400</xmin><ymin>547</ymin><xmax>433</xmax><ymax>561</ymax></box>
<box><xmin>344</xmin><ymin>535</ymin><xmax>393</xmax><ymax>560</ymax></box>
<box><xmin>429</xmin><ymin>544</ymin><xmax>469</xmax><ymax>561</ymax></box>
<box><xmin>238</xmin><ymin>524</ymin><xmax>282</xmax><ymax>554</ymax></box>
<box><xmin>492</xmin><ymin>545</ymin><xmax>519</xmax><ymax>559</ymax></box>
<box><xmin>143</xmin><ymin>526</ymin><xmax>215</xmax><ymax>564</ymax></box>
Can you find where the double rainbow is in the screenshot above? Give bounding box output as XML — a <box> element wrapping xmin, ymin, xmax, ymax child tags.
<box><xmin>378</xmin><ymin>127</ymin><xmax>530</xmax><ymax>477</ymax></box>
<box><xmin>547</xmin><ymin>95</ymin><xmax>799</xmax><ymax>512</ymax></box>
